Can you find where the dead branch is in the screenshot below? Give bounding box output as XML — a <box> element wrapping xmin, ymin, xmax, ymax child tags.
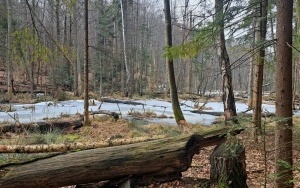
<box><xmin>0</xmin><ymin>135</ymin><xmax>166</xmax><ymax>153</ymax></box>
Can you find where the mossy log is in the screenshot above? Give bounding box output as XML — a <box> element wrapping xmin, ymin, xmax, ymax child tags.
<box><xmin>0</xmin><ymin>127</ymin><xmax>243</xmax><ymax>188</ymax></box>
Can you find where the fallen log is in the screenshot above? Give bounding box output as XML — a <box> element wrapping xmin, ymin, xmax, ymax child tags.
<box><xmin>0</xmin><ymin>117</ymin><xmax>83</xmax><ymax>134</ymax></box>
<box><xmin>0</xmin><ymin>135</ymin><xmax>166</xmax><ymax>153</ymax></box>
<box><xmin>237</xmin><ymin>112</ymin><xmax>275</xmax><ymax>118</ymax></box>
<box><xmin>190</xmin><ymin>110</ymin><xmax>224</xmax><ymax>116</ymax></box>
<box><xmin>0</xmin><ymin>127</ymin><xmax>243</xmax><ymax>188</ymax></box>
<box><xmin>100</xmin><ymin>97</ymin><xmax>144</xmax><ymax>105</ymax></box>
<box><xmin>0</xmin><ymin>89</ymin><xmax>50</xmax><ymax>95</ymax></box>
<box><xmin>190</xmin><ymin>110</ymin><xmax>275</xmax><ymax>117</ymax></box>
<box><xmin>89</xmin><ymin>110</ymin><xmax>119</xmax><ymax>120</ymax></box>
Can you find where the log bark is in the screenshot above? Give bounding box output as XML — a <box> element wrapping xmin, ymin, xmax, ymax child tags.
<box><xmin>190</xmin><ymin>110</ymin><xmax>275</xmax><ymax>117</ymax></box>
<box><xmin>100</xmin><ymin>98</ymin><xmax>144</xmax><ymax>105</ymax></box>
<box><xmin>210</xmin><ymin>141</ymin><xmax>248</xmax><ymax>188</ymax></box>
<box><xmin>89</xmin><ymin>110</ymin><xmax>119</xmax><ymax>120</ymax></box>
<box><xmin>0</xmin><ymin>135</ymin><xmax>166</xmax><ymax>153</ymax></box>
<box><xmin>0</xmin><ymin>118</ymin><xmax>83</xmax><ymax>134</ymax></box>
<box><xmin>190</xmin><ymin>110</ymin><xmax>224</xmax><ymax>116</ymax></box>
<box><xmin>0</xmin><ymin>127</ymin><xmax>243</xmax><ymax>188</ymax></box>
<box><xmin>164</xmin><ymin>0</ymin><xmax>186</xmax><ymax>127</ymax></box>
<box><xmin>215</xmin><ymin>0</ymin><xmax>238</xmax><ymax>123</ymax></box>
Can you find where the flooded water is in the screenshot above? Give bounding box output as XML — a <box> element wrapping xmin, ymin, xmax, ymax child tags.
<box><xmin>0</xmin><ymin>98</ymin><xmax>278</xmax><ymax>125</ymax></box>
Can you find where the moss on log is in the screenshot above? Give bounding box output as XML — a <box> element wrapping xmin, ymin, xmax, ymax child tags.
<box><xmin>0</xmin><ymin>127</ymin><xmax>243</xmax><ymax>188</ymax></box>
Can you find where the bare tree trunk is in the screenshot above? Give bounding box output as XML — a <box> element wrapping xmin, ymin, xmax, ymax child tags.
<box><xmin>247</xmin><ymin>56</ymin><xmax>254</xmax><ymax>107</ymax></box>
<box><xmin>294</xmin><ymin>0</ymin><xmax>300</xmax><ymax>108</ymax></box>
<box><xmin>6</xmin><ymin>0</ymin><xmax>13</xmax><ymax>99</ymax></box>
<box><xmin>83</xmin><ymin>0</ymin><xmax>89</xmax><ymax>126</ymax></box>
<box><xmin>215</xmin><ymin>0</ymin><xmax>237</xmax><ymax>123</ymax></box>
<box><xmin>31</xmin><ymin>0</ymin><xmax>38</xmax><ymax>98</ymax></box>
<box><xmin>188</xmin><ymin>11</ymin><xmax>193</xmax><ymax>94</ymax></box>
<box><xmin>54</xmin><ymin>0</ymin><xmax>61</xmax><ymax>94</ymax></box>
<box><xmin>120</xmin><ymin>0</ymin><xmax>131</xmax><ymax>98</ymax></box>
<box><xmin>252</xmin><ymin>0</ymin><xmax>268</xmax><ymax>137</ymax></box>
<box><xmin>73</xmin><ymin>2</ymin><xmax>79</xmax><ymax>97</ymax></box>
<box><xmin>164</xmin><ymin>0</ymin><xmax>186</xmax><ymax>128</ymax></box>
<box><xmin>247</xmin><ymin>9</ymin><xmax>257</xmax><ymax>109</ymax></box>
<box><xmin>275</xmin><ymin>0</ymin><xmax>293</xmax><ymax>187</ymax></box>
<box><xmin>48</xmin><ymin>0</ymin><xmax>55</xmax><ymax>95</ymax></box>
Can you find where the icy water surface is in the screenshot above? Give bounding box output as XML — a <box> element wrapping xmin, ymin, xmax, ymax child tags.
<box><xmin>0</xmin><ymin>99</ymin><xmax>279</xmax><ymax>125</ymax></box>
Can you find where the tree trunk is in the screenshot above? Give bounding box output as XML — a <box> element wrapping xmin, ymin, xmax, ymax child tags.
<box><xmin>247</xmin><ymin>8</ymin><xmax>257</xmax><ymax>109</ymax></box>
<box><xmin>83</xmin><ymin>0</ymin><xmax>89</xmax><ymax>126</ymax></box>
<box><xmin>73</xmin><ymin>1</ymin><xmax>79</xmax><ymax>96</ymax></box>
<box><xmin>31</xmin><ymin>0</ymin><xmax>38</xmax><ymax>98</ymax></box>
<box><xmin>252</xmin><ymin>0</ymin><xmax>268</xmax><ymax>137</ymax></box>
<box><xmin>164</xmin><ymin>0</ymin><xmax>186</xmax><ymax>128</ymax></box>
<box><xmin>120</xmin><ymin>0</ymin><xmax>132</xmax><ymax>98</ymax></box>
<box><xmin>48</xmin><ymin>0</ymin><xmax>56</xmax><ymax>95</ymax></box>
<box><xmin>6</xmin><ymin>0</ymin><xmax>13</xmax><ymax>99</ymax></box>
<box><xmin>0</xmin><ymin>127</ymin><xmax>243</xmax><ymax>188</ymax></box>
<box><xmin>295</xmin><ymin>0</ymin><xmax>300</xmax><ymax>108</ymax></box>
<box><xmin>54</xmin><ymin>0</ymin><xmax>61</xmax><ymax>94</ymax></box>
<box><xmin>247</xmin><ymin>56</ymin><xmax>254</xmax><ymax>108</ymax></box>
<box><xmin>215</xmin><ymin>0</ymin><xmax>237</xmax><ymax>123</ymax></box>
<box><xmin>275</xmin><ymin>0</ymin><xmax>293</xmax><ymax>187</ymax></box>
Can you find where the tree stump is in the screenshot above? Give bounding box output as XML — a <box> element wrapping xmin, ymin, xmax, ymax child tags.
<box><xmin>210</xmin><ymin>141</ymin><xmax>248</xmax><ymax>188</ymax></box>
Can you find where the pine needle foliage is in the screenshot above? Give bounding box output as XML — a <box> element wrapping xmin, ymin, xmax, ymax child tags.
<box><xmin>164</xmin><ymin>22</ymin><xmax>215</xmax><ymax>60</ymax></box>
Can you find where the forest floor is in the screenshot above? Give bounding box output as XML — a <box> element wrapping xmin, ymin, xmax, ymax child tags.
<box><xmin>75</xmin><ymin>116</ymin><xmax>300</xmax><ymax>188</ymax></box>
<box><xmin>2</xmin><ymin>114</ymin><xmax>300</xmax><ymax>188</ymax></box>
<box><xmin>1</xmin><ymin>93</ymin><xmax>300</xmax><ymax>187</ymax></box>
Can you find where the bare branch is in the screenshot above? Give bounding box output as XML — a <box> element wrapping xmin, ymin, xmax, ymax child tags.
<box><xmin>286</xmin><ymin>42</ymin><xmax>300</xmax><ymax>53</ymax></box>
<box><xmin>24</xmin><ymin>0</ymin><xmax>74</xmax><ymax>66</ymax></box>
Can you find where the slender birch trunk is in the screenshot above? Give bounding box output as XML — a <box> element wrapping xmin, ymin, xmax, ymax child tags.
<box><xmin>120</xmin><ymin>0</ymin><xmax>131</xmax><ymax>98</ymax></box>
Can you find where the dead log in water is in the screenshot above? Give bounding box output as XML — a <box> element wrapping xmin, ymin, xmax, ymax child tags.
<box><xmin>190</xmin><ymin>110</ymin><xmax>275</xmax><ymax>117</ymax></box>
<box><xmin>89</xmin><ymin>110</ymin><xmax>119</xmax><ymax>120</ymax></box>
<box><xmin>100</xmin><ymin>98</ymin><xmax>144</xmax><ymax>105</ymax></box>
<box><xmin>0</xmin><ymin>117</ymin><xmax>83</xmax><ymax>134</ymax></box>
